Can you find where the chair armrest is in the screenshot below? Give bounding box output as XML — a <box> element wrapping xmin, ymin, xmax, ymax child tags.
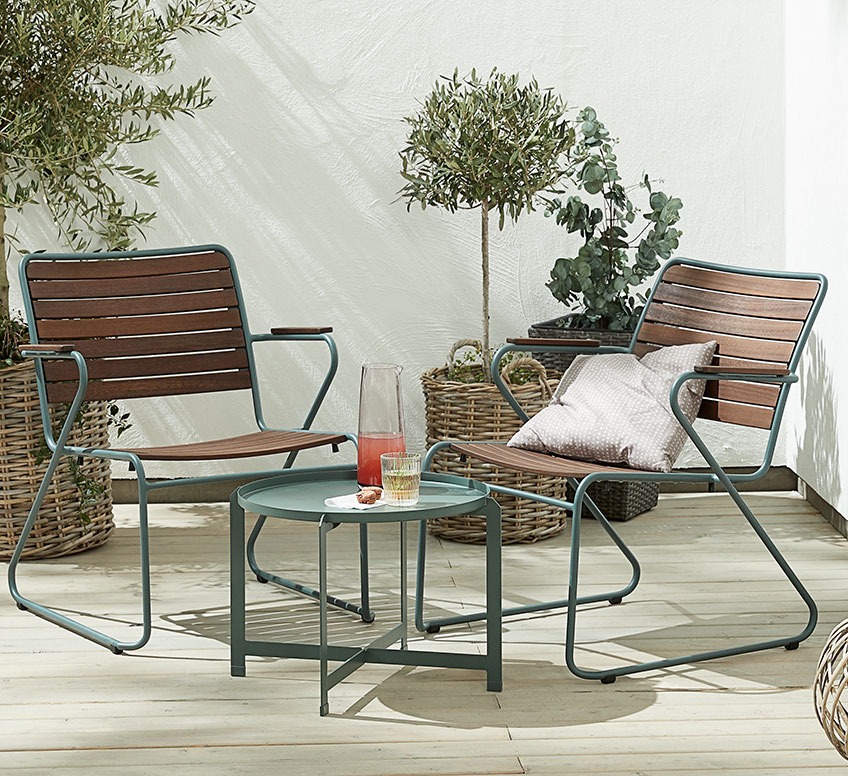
<box><xmin>695</xmin><ymin>365</ymin><xmax>790</xmax><ymax>376</ymax></box>
<box><xmin>20</xmin><ymin>343</ymin><xmax>77</xmax><ymax>356</ymax></box>
<box><xmin>249</xmin><ymin>328</ymin><xmax>339</xmax><ymax>432</ymax></box>
<box><xmin>270</xmin><ymin>326</ymin><xmax>333</xmax><ymax>335</ymax></box>
<box><xmin>506</xmin><ymin>337</ymin><xmax>602</xmax><ymax>349</ymax></box>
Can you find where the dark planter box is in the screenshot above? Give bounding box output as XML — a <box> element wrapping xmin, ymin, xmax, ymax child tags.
<box><xmin>527</xmin><ymin>316</ymin><xmax>634</xmax><ymax>373</ymax></box>
<box><xmin>526</xmin><ymin>317</ymin><xmax>657</xmax><ymax>522</ymax></box>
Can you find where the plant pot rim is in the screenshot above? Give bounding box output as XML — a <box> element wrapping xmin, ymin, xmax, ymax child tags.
<box><xmin>530</xmin><ymin>314</ymin><xmax>636</xmax><ymax>332</ymax></box>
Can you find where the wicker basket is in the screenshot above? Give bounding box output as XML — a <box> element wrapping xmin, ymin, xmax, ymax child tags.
<box><xmin>0</xmin><ymin>361</ymin><xmax>113</xmax><ymax>560</ymax></box>
<box><xmin>568</xmin><ymin>479</ymin><xmax>658</xmax><ymax>522</ymax></box>
<box><xmin>422</xmin><ymin>341</ymin><xmax>568</xmax><ymax>544</ymax></box>
<box><xmin>815</xmin><ymin>618</ymin><xmax>848</xmax><ymax>760</ymax></box>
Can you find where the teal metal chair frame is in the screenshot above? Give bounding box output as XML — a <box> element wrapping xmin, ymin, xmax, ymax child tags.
<box><xmin>415</xmin><ymin>257</ymin><xmax>827</xmax><ymax>683</ymax></box>
<box><xmin>8</xmin><ymin>244</ymin><xmax>366</xmax><ymax>654</ymax></box>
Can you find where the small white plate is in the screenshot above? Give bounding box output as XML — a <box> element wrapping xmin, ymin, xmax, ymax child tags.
<box><xmin>323</xmin><ymin>493</ymin><xmax>386</xmax><ymax>510</ymax></box>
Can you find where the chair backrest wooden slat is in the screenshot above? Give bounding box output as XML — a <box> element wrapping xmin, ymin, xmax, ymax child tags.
<box><xmin>637</xmin><ymin>260</ymin><xmax>826</xmax><ymax>430</ymax></box>
<box><xmin>697</xmin><ymin>398</ymin><xmax>774</xmax><ymax>429</ymax></box>
<box><xmin>637</xmin><ymin>322</ymin><xmax>796</xmax><ymax>363</ymax></box>
<box><xmin>23</xmin><ymin>247</ymin><xmax>254</xmax><ymax>403</ymax></box>
<box><xmin>661</xmin><ymin>263</ymin><xmax>821</xmax><ymax>301</ymax></box>
<box><xmin>32</xmin><ymin>288</ymin><xmax>240</xmax><ymax>319</ymax></box>
<box><xmin>25</xmin><ymin>250</ymin><xmax>230</xmax><ymax>280</ymax></box>
<box><xmin>36</xmin><ymin>308</ymin><xmax>244</xmax><ymax>340</ymax></box>
<box><xmin>651</xmin><ymin>282</ymin><xmax>813</xmax><ymax>321</ymax></box>
<box><xmin>45</xmin><ymin>349</ymin><xmax>250</xmax><ymax>383</ymax></box>
<box><xmin>28</xmin><ymin>267</ymin><xmax>235</xmax><ymax>300</ymax></box>
<box><xmin>47</xmin><ymin>372</ymin><xmax>253</xmax><ymax>403</ymax></box>
<box><xmin>43</xmin><ymin>330</ymin><xmax>249</xmax><ymax>360</ymax></box>
<box><xmin>645</xmin><ymin>302</ymin><xmax>804</xmax><ymax>342</ymax></box>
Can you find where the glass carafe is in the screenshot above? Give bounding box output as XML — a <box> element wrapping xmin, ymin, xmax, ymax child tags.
<box><xmin>357</xmin><ymin>363</ymin><xmax>406</xmax><ymax>486</ymax></box>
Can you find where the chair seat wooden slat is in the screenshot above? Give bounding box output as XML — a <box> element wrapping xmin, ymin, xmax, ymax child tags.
<box><xmin>114</xmin><ymin>430</ymin><xmax>349</xmax><ymax>461</ymax></box>
<box><xmin>450</xmin><ymin>442</ymin><xmax>638</xmax><ymax>479</ymax></box>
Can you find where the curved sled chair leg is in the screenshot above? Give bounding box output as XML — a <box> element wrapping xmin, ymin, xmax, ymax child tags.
<box><xmin>9</xmin><ymin>450</ymin><xmax>153</xmax><ymax>654</ymax></box>
<box><xmin>564</xmin><ymin>476</ymin><xmax>818</xmax><ymax>684</ymax></box>
<box><xmin>413</xmin><ymin>479</ymin><xmax>641</xmax><ymax>633</ymax></box>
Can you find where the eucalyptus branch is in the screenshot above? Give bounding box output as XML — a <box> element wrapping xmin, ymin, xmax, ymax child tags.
<box><xmin>545</xmin><ymin>107</ymin><xmax>683</xmax><ymax>330</ymax></box>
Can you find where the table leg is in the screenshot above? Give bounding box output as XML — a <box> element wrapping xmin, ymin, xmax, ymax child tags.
<box><xmin>485</xmin><ymin>496</ymin><xmax>503</xmax><ymax>692</ymax></box>
<box><xmin>414</xmin><ymin>520</ymin><xmax>428</xmax><ymax>632</ymax></box>
<box><xmin>319</xmin><ymin>515</ymin><xmax>333</xmax><ymax>716</ymax></box>
<box><xmin>400</xmin><ymin>520</ymin><xmax>408</xmax><ymax>650</ymax></box>
<box><xmin>359</xmin><ymin>524</ymin><xmax>374</xmax><ymax>623</ymax></box>
<box><xmin>230</xmin><ymin>492</ymin><xmax>246</xmax><ymax>678</ymax></box>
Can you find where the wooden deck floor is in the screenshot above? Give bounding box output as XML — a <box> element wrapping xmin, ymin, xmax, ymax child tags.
<box><xmin>2</xmin><ymin>491</ymin><xmax>848</xmax><ymax>774</ymax></box>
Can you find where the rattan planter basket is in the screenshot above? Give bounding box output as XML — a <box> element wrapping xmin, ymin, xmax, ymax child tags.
<box><xmin>0</xmin><ymin>361</ymin><xmax>113</xmax><ymax>560</ymax></box>
<box><xmin>422</xmin><ymin>343</ymin><xmax>567</xmax><ymax>544</ymax></box>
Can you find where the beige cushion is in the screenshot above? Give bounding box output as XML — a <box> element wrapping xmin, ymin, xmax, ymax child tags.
<box><xmin>507</xmin><ymin>341</ymin><xmax>718</xmax><ymax>472</ymax></box>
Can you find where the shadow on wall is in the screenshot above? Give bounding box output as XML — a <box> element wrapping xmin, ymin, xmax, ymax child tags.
<box><xmin>117</xmin><ymin>28</ymin><xmax>489</xmax><ymax>463</ymax></box>
<box><xmin>796</xmin><ymin>332</ymin><xmax>840</xmax><ymax>507</ymax></box>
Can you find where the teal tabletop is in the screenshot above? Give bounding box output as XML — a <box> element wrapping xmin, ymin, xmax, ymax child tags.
<box><xmin>235</xmin><ymin>466</ymin><xmax>490</xmax><ymax>523</ymax></box>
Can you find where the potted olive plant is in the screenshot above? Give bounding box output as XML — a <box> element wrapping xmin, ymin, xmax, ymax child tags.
<box><xmin>0</xmin><ymin>0</ymin><xmax>253</xmax><ymax>559</ymax></box>
<box><xmin>398</xmin><ymin>68</ymin><xmax>576</xmax><ymax>543</ymax></box>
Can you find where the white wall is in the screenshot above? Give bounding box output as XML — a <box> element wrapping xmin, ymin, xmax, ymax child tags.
<box><xmin>9</xmin><ymin>0</ymin><xmax>788</xmax><ymax>479</ymax></box>
<box><xmin>785</xmin><ymin>1</ymin><xmax>847</xmax><ymax>516</ymax></box>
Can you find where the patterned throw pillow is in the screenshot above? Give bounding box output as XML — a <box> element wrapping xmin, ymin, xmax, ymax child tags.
<box><xmin>507</xmin><ymin>341</ymin><xmax>718</xmax><ymax>472</ymax></box>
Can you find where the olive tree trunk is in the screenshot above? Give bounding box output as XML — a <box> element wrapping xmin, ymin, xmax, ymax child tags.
<box><xmin>0</xmin><ymin>200</ymin><xmax>8</xmax><ymax>321</ymax></box>
<box><xmin>481</xmin><ymin>198</ymin><xmax>491</xmax><ymax>376</ymax></box>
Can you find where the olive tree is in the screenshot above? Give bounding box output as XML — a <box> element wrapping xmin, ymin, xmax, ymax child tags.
<box><xmin>0</xmin><ymin>0</ymin><xmax>255</xmax><ymax>322</ymax></box>
<box><xmin>398</xmin><ymin>68</ymin><xmax>575</xmax><ymax>376</ymax></box>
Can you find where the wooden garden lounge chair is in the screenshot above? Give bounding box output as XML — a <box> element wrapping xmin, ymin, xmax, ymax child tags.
<box><xmin>8</xmin><ymin>244</ymin><xmax>364</xmax><ymax>653</ymax></box>
<box><xmin>416</xmin><ymin>257</ymin><xmax>827</xmax><ymax>683</ymax></box>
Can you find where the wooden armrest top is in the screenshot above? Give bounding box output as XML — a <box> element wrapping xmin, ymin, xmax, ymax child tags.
<box><xmin>21</xmin><ymin>344</ymin><xmax>75</xmax><ymax>353</ymax></box>
<box><xmin>695</xmin><ymin>365</ymin><xmax>790</xmax><ymax>376</ymax></box>
<box><xmin>507</xmin><ymin>337</ymin><xmax>602</xmax><ymax>348</ymax></box>
<box><xmin>270</xmin><ymin>326</ymin><xmax>333</xmax><ymax>335</ymax></box>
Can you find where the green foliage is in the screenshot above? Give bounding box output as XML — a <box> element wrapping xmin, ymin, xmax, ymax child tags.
<box><xmin>544</xmin><ymin>107</ymin><xmax>683</xmax><ymax>331</ymax></box>
<box><xmin>447</xmin><ymin>341</ymin><xmax>543</xmax><ymax>386</ymax></box>
<box><xmin>0</xmin><ymin>312</ymin><xmax>28</xmax><ymax>366</ymax></box>
<box><xmin>0</xmin><ymin>0</ymin><xmax>255</xmax><ymax>316</ymax></box>
<box><xmin>398</xmin><ymin>68</ymin><xmax>575</xmax><ymax>372</ymax></box>
<box><xmin>399</xmin><ymin>68</ymin><xmax>575</xmax><ymax>228</ymax></box>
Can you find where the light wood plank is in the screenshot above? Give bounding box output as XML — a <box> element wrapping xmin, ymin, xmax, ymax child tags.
<box><xmin>1</xmin><ymin>492</ymin><xmax>847</xmax><ymax>774</ymax></box>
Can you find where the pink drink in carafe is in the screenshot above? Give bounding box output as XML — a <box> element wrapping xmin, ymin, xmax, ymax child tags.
<box><xmin>356</xmin><ymin>432</ymin><xmax>405</xmax><ymax>487</ymax></box>
<box><xmin>357</xmin><ymin>364</ymin><xmax>405</xmax><ymax>487</ymax></box>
